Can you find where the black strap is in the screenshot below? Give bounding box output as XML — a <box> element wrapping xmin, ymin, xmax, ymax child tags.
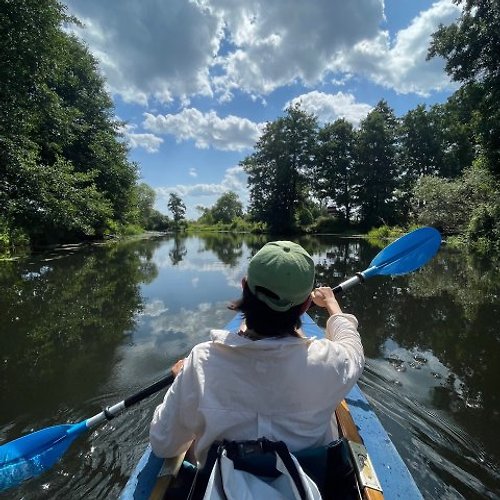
<box><xmin>187</xmin><ymin>443</ymin><xmax>219</xmax><ymax>500</ymax></box>
<box><xmin>272</xmin><ymin>440</ymin><xmax>308</xmax><ymax>500</ymax></box>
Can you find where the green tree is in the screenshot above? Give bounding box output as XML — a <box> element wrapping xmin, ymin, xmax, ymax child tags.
<box><xmin>168</xmin><ymin>193</ymin><xmax>186</xmax><ymax>227</ymax></box>
<box><xmin>243</xmin><ymin>105</ymin><xmax>318</xmax><ymax>233</ymax></box>
<box><xmin>211</xmin><ymin>192</ymin><xmax>244</xmax><ymax>224</ymax></box>
<box><xmin>400</xmin><ymin>105</ymin><xmax>442</xmax><ymax>179</ymax></box>
<box><xmin>354</xmin><ymin>100</ymin><xmax>400</xmax><ymax>227</ymax></box>
<box><xmin>428</xmin><ymin>0</ymin><xmax>500</xmax><ymax>174</ymax></box>
<box><xmin>0</xmin><ymin>0</ymin><xmax>139</xmax><ymax>248</ymax></box>
<box><xmin>46</xmin><ymin>33</ymin><xmax>138</xmax><ymax>225</ymax></box>
<box><xmin>412</xmin><ymin>159</ymin><xmax>498</xmax><ymax>240</ymax></box>
<box><xmin>134</xmin><ymin>183</ymin><xmax>170</xmax><ymax>230</ymax></box>
<box><xmin>136</xmin><ymin>183</ymin><xmax>156</xmax><ymax>223</ymax></box>
<box><xmin>317</xmin><ymin>119</ymin><xmax>357</xmax><ymax>222</ymax></box>
<box><xmin>429</xmin><ymin>97</ymin><xmax>475</xmax><ymax>178</ymax></box>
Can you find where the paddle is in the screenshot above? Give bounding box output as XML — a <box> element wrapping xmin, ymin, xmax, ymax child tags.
<box><xmin>331</xmin><ymin>226</ymin><xmax>441</xmax><ymax>295</ymax></box>
<box><xmin>0</xmin><ymin>226</ymin><xmax>441</xmax><ymax>492</ymax></box>
<box><xmin>0</xmin><ymin>372</ymin><xmax>174</xmax><ymax>492</ymax></box>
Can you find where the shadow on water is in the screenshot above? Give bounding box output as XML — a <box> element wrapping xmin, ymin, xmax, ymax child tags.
<box><xmin>0</xmin><ymin>233</ymin><xmax>498</xmax><ymax>499</ymax></box>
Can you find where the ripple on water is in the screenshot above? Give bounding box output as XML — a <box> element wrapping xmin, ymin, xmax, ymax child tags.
<box><xmin>361</xmin><ymin>361</ymin><xmax>500</xmax><ymax>499</ymax></box>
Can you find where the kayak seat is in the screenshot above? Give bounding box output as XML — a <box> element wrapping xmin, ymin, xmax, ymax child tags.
<box><xmin>296</xmin><ymin>438</ymin><xmax>359</xmax><ymax>499</ymax></box>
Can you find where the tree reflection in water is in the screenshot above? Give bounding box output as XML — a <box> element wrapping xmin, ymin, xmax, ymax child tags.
<box><xmin>0</xmin><ymin>239</ymin><xmax>160</xmax><ymax>420</ymax></box>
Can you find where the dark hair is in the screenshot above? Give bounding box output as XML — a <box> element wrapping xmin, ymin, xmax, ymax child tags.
<box><xmin>230</xmin><ymin>283</ymin><xmax>304</xmax><ymax>338</ymax></box>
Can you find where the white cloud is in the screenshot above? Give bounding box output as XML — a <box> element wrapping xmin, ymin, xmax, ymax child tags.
<box><xmin>287</xmin><ymin>91</ymin><xmax>372</xmax><ymax>127</ymax></box>
<box><xmin>211</xmin><ymin>0</ymin><xmax>384</xmax><ymax>98</ymax></box>
<box><xmin>156</xmin><ymin>165</ymin><xmax>247</xmax><ymax>199</ymax></box>
<box><xmin>119</xmin><ymin>124</ymin><xmax>164</xmax><ymax>153</ymax></box>
<box><xmin>143</xmin><ymin>108</ymin><xmax>264</xmax><ymax>151</ymax></box>
<box><xmin>337</xmin><ymin>0</ymin><xmax>461</xmax><ymax>95</ymax></box>
<box><xmin>64</xmin><ymin>0</ymin><xmax>460</xmax><ymax>105</ymax></box>
<box><xmin>155</xmin><ymin>165</ymin><xmax>248</xmax><ymax>217</ymax></box>
<box><xmin>189</xmin><ymin>168</ymin><xmax>198</xmax><ymax>178</ymax></box>
<box><xmin>64</xmin><ymin>0</ymin><xmax>222</xmax><ymax>105</ymax></box>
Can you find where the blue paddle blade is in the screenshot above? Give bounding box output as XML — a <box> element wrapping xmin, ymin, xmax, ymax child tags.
<box><xmin>0</xmin><ymin>421</ymin><xmax>87</xmax><ymax>492</ymax></box>
<box><xmin>364</xmin><ymin>227</ymin><xmax>441</xmax><ymax>278</ymax></box>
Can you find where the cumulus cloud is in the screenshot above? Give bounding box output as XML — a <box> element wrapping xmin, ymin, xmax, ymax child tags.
<box><xmin>143</xmin><ymin>108</ymin><xmax>264</xmax><ymax>151</ymax></box>
<box><xmin>66</xmin><ymin>0</ymin><xmax>460</xmax><ymax>106</ymax></box>
<box><xmin>119</xmin><ymin>123</ymin><xmax>164</xmax><ymax>152</ymax></box>
<box><xmin>64</xmin><ymin>0</ymin><xmax>459</xmax><ymax>104</ymax></box>
<box><xmin>337</xmin><ymin>0</ymin><xmax>461</xmax><ymax>95</ymax></box>
<box><xmin>287</xmin><ymin>91</ymin><xmax>372</xmax><ymax>126</ymax></box>
<box><xmin>189</xmin><ymin>168</ymin><xmax>198</xmax><ymax>178</ymax></box>
<box><xmin>64</xmin><ymin>0</ymin><xmax>222</xmax><ymax>104</ymax></box>
<box><xmin>155</xmin><ymin>165</ymin><xmax>248</xmax><ymax>217</ymax></box>
<box><xmin>212</xmin><ymin>0</ymin><xmax>383</xmax><ymax>99</ymax></box>
<box><xmin>157</xmin><ymin>165</ymin><xmax>247</xmax><ymax>199</ymax></box>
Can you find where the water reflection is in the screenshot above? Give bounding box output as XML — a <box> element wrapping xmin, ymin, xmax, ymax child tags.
<box><xmin>0</xmin><ymin>233</ymin><xmax>498</xmax><ymax>499</ymax></box>
<box><xmin>0</xmin><ymin>240</ymin><xmax>160</xmax><ymax>423</ymax></box>
<box><xmin>168</xmin><ymin>235</ymin><xmax>187</xmax><ymax>266</ymax></box>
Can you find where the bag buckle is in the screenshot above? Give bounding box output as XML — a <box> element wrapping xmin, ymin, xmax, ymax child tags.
<box><xmin>237</xmin><ymin>441</ymin><xmax>265</xmax><ymax>456</ymax></box>
<box><xmin>219</xmin><ymin>438</ymin><xmax>271</xmax><ymax>459</ymax></box>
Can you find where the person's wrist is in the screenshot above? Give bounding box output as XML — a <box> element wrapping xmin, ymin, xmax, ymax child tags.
<box><xmin>325</xmin><ymin>300</ymin><xmax>341</xmax><ymax>315</ymax></box>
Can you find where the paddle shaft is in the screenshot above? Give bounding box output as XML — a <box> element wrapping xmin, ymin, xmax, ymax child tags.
<box><xmin>332</xmin><ymin>272</ymin><xmax>366</xmax><ymax>296</ymax></box>
<box><xmin>86</xmin><ymin>372</ymin><xmax>174</xmax><ymax>429</ymax></box>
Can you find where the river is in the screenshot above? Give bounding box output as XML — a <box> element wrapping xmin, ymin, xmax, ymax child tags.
<box><xmin>0</xmin><ymin>233</ymin><xmax>498</xmax><ymax>499</ymax></box>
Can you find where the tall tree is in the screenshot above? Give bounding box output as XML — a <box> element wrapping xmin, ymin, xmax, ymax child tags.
<box><xmin>243</xmin><ymin>105</ymin><xmax>318</xmax><ymax>232</ymax></box>
<box><xmin>354</xmin><ymin>101</ymin><xmax>399</xmax><ymax>227</ymax></box>
<box><xmin>400</xmin><ymin>105</ymin><xmax>442</xmax><ymax>179</ymax></box>
<box><xmin>0</xmin><ymin>0</ymin><xmax>139</xmax><ymax>245</ymax></box>
<box><xmin>429</xmin><ymin>97</ymin><xmax>475</xmax><ymax>179</ymax></box>
<box><xmin>317</xmin><ymin>119</ymin><xmax>357</xmax><ymax>221</ymax></box>
<box><xmin>168</xmin><ymin>193</ymin><xmax>186</xmax><ymax>226</ymax></box>
<box><xmin>428</xmin><ymin>0</ymin><xmax>500</xmax><ymax>174</ymax></box>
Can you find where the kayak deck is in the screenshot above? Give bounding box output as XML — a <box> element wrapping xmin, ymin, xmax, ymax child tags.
<box><xmin>120</xmin><ymin>313</ymin><xmax>422</xmax><ymax>499</ymax></box>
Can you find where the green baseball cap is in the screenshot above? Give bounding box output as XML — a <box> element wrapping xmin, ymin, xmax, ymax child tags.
<box><xmin>247</xmin><ymin>241</ymin><xmax>315</xmax><ymax>312</ymax></box>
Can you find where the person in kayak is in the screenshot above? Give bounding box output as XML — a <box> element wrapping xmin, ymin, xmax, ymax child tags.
<box><xmin>149</xmin><ymin>240</ymin><xmax>364</xmax><ymax>467</ymax></box>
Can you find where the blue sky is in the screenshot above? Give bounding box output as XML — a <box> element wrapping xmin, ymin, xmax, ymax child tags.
<box><xmin>63</xmin><ymin>0</ymin><xmax>460</xmax><ymax>219</ymax></box>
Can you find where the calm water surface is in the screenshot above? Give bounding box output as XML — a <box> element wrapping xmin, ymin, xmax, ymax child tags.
<box><xmin>0</xmin><ymin>234</ymin><xmax>499</xmax><ymax>499</ymax></box>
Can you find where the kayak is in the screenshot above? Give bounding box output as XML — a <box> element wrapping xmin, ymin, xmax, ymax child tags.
<box><xmin>120</xmin><ymin>313</ymin><xmax>423</xmax><ymax>499</ymax></box>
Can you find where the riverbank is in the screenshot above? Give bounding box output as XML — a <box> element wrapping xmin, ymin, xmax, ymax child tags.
<box><xmin>0</xmin><ymin>224</ymin><xmax>426</xmax><ymax>261</ymax></box>
<box><xmin>0</xmin><ymin>231</ymin><xmax>171</xmax><ymax>261</ymax></box>
<box><xmin>6</xmin><ymin>223</ymin><xmax>495</xmax><ymax>263</ymax></box>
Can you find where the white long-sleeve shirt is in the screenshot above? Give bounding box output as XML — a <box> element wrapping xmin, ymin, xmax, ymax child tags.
<box><xmin>150</xmin><ymin>313</ymin><xmax>364</xmax><ymax>466</ymax></box>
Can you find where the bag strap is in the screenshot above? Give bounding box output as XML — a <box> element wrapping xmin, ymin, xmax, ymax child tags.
<box><xmin>187</xmin><ymin>443</ymin><xmax>220</xmax><ymax>500</ymax></box>
<box><xmin>272</xmin><ymin>440</ymin><xmax>308</xmax><ymax>500</ymax></box>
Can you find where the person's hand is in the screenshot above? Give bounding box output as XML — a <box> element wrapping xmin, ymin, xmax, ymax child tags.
<box><xmin>311</xmin><ymin>287</ymin><xmax>342</xmax><ymax>315</ymax></box>
<box><xmin>171</xmin><ymin>358</ymin><xmax>185</xmax><ymax>378</ymax></box>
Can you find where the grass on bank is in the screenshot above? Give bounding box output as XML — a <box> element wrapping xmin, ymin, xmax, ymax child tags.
<box><xmin>187</xmin><ymin>217</ymin><xmax>268</xmax><ymax>234</ymax></box>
